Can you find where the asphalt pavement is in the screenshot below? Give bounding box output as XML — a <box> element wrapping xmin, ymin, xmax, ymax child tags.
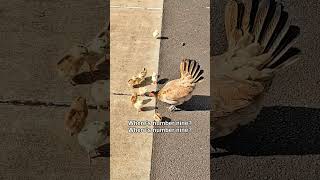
<box><xmin>150</xmin><ymin>0</ymin><xmax>210</xmax><ymax>179</ymax></box>
<box><xmin>211</xmin><ymin>0</ymin><xmax>320</xmax><ymax>179</ymax></box>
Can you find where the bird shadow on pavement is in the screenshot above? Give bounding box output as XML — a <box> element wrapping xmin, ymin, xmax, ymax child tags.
<box><xmin>71</xmin><ymin>60</ymin><xmax>110</xmax><ymax>85</ymax></box>
<box><xmin>141</xmin><ymin>99</ymin><xmax>157</xmax><ymax>111</ymax></box>
<box><xmin>142</xmin><ymin>98</ymin><xmax>152</xmax><ymax>105</ymax></box>
<box><xmin>92</xmin><ymin>143</ymin><xmax>110</xmax><ymax>158</ymax></box>
<box><xmin>178</xmin><ymin>95</ymin><xmax>212</xmax><ymax>111</ymax></box>
<box><xmin>157</xmin><ymin>78</ymin><xmax>169</xmax><ymax>85</ymax></box>
<box><xmin>211</xmin><ymin>106</ymin><xmax>320</xmax><ymax>158</ymax></box>
<box><xmin>133</xmin><ymin>76</ymin><xmax>153</xmax><ymax>88</ymax></box>
<box><xmin>142</xmin><ymin>106</ymin><xmax>157</xmax><ymax>112</ymax></box>
<box><xmin>161</xmin><ymin>116</ymin><xmax>172</xmax><ymax>122</ymax></box>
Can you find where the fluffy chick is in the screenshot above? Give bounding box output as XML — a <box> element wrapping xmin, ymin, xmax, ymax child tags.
<box><xmin>138</xmin><ymin>68</ymin><xmax>147</xmax><ymax>79</ymax></box>
<box><xmin>127</xmin><ymin>76</ymin><xmax>144</xmax><ymax>88</ymax></box>
<box><xmin>65</xmin><ymin>96</ymin><xmax>88</xmax><ymax>136</ymax></box>
<box><xmin>78</xmin><ymin>121</ymin><xmax>109</xmax><ymax>165</ymax></box>
<box><xmin>138</xmin><ymin>87</ymin><xmax>148</xmax><ymax>96</ymax></box>
<box><xmin>127</xmin><ymin>68</ymin><xmax>147</xmax><ymax>88</ymax></box>
<box><xmin>153</xmin><ymin>112</ymin><xmax>162</xmax><ymax>121</ymax></box>
<box><xmin>57</xmin><ymin>46</ymin><xmax>87</xmax><ymax>84</ymax></box>
<box><xmin>57</xmin><ymin>25</ymin><xmax>109</xmax><ymax>84</ymax></box>
<box><xmin>83</xmin><ymin>26</ymin><xmax>109</xmax><ymax>74</ymax></box>
<box><xmin>91</xmin><ymin>80</ymin><xmax>110</xmax><ymax>111</ymax></box>
<box><xmin>130</xmin><ymin>93</ymin><xmax>144</xmax><ymax>112</ymax></box>
<box><xmin>152</xmin><ymin>72</ymin><xmax>158</xmax><ymax>84</ymax></box>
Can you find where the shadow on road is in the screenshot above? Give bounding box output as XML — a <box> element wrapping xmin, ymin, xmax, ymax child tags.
<box><xmin>92</xmin><ymin>143</ymin><xmax>110</xmax><ymax>158</ymax></box>
<box><xmin>178</xmin><ymin>95</ymin><xmax>212</xmax><ymax>111</ymax></box>
<box><xmin>211</xmin><ymin>106</ymin><xmax>320</xmax><ymax>158</ymax></box>
<box><xmin>157</xmin><ymin>78</ymin><xmax>169</xmax><ymax>85</ymax></box>
<box><xmin>72</xmin><ymin>59</ymin><xmax>110</xmax><ymax>85</ymax></box>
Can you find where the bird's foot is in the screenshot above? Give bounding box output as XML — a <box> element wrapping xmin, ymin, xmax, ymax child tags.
<box><xmin>168</xmin><ymin>105</ymin><xmax>181</xmax><ymax>112</ymax></box>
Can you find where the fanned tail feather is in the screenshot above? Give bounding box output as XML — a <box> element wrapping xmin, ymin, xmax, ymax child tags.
<box><xmin>224</xmin><ymin>0</ymin><xmax>300</xmax><ymax>72</ymax></box>
<box><xmin>180</xmin><ymin>59</ymin><xmax>204</xmax><ymax>83</ymax></box>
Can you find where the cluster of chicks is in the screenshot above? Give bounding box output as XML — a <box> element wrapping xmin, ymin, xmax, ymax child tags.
<box><xmin>127</xmin><ymin>68</ymin><xmax>162</xmax><ymax>121</ymax></box>
<box><xmin>65</xmin><ymin>95</ymin><xmax>108</xmax><ymax>166</ymax></box>
<box><xmin>56</xmin><ymin>24</ymin><xmax>110</xmax><ymax>165</ymax></box>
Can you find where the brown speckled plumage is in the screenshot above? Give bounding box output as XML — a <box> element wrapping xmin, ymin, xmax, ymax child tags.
<box><xmin>211</xmin><ymin>0</ymin><xmax>301</xmax><ymax>139</ymax></box>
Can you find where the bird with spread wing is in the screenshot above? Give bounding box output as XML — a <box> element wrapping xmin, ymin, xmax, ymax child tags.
<box><xmin>211</xmin><ymin>0</ymin><xmax>300</xmax><ymax>140</ymax></box>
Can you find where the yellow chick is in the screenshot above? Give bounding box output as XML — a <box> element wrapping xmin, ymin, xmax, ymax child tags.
<box><xmin>130</xmin><ymin>93</ymin><xmax>144</xmax><ymax>112</ymax></box>
<box><xmin>84</xmin><ymin>26</ymin><xmax>109</xmax><ymax>74</ymax></box>
<box><xmin>91</xmin><ymin>80</ymin><xmax>109</xmax><ymax>111</ymax></box>
<box><xmin>153</xmin><ymin>112</ymin><xmax>162</xmax><ymax>122</ymax></box>
<box><xmin>57</xmin><ymin>46</ymin><xmax>87</xmax><ymax>84</ymax></box>
<box><xmin>152</xmin><ymin>72</ymin><xmax>158</xmax><ymax>84</ymax></box>
<box><xmin>127</xmin><ymin>76</ymin><xmax>144</xmax><ymax>88</ymax></box>
<box><xmin>139</xmin><ymin>87</ymin><xmax>148</xmax><ymax>96</ymax></box>
<box><xmin>127</xmin><ymin>68</ymin><xmax>148</xmax><ymax>88</ymax></box>
<box><xmin>138</xmin><ymin>68</ymin><xmax>147</xmax><ymax>79</ymax></box>
<box><xmin>78</xmin><ymin>121</ymin><xmax>108</xmax><ymax>165</ymax></box>
<box><xmin>57</xmin><ymin>25</ymin><xmax>109</xmax><ymax>84</ymax></box>
<box><xmin>65</xmin><ymin>96</ymin><xmax>88</xmax><ymax>136</ymax></box>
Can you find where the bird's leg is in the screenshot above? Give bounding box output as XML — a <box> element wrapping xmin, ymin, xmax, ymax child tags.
<box><xmin>88</xmin><ymin>152</ymin><xmax>92</xmax><ymax>166</ymax></box>
<box><xmin>97</xmin><ymin>105</ymin><xmax>101</xmax><ymax>112</ymax></box>
<box><xmin>88</xmin><ymin>64</ymin><xmax>96</xmax><ymax>81</ymax></box>
<box><xmin>168</xmin><ymin>105</ymin><xmax>181</xmax><ymax>112</ymax></box>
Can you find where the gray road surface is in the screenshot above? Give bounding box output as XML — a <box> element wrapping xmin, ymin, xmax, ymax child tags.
<box><xmin>150</xmin><ymin>0</ymin><xmax>210</xmax><ymax>179</ymax></box>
